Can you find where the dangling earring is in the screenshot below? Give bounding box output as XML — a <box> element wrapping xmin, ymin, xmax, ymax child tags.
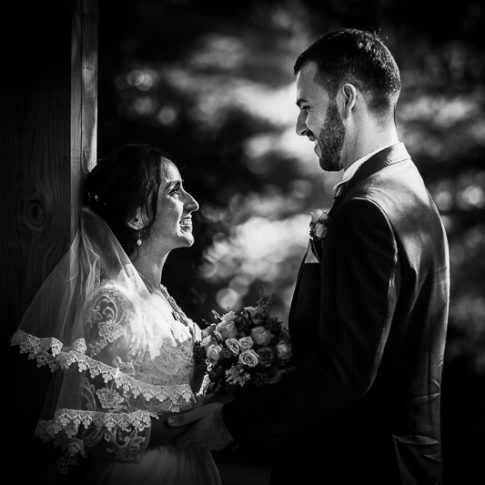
<box><xmin>136</xmin><ymin>230</ymin><xmax>142</xmax><ymax>246</ymax></box>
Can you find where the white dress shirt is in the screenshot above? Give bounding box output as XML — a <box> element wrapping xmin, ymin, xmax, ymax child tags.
<box><xmin>333</xmin><ymin>143</ymin><xmax>397</xmax><ymax>193</ymax></box>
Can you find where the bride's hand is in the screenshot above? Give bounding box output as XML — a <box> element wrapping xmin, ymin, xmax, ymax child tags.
<box><xmin>202</xmin><ymin>392</ymin><xmax>234</xmax><ymax>405</ymax></box>
<box><xmin>148</xmin><ymin>413</ymin><xmax>192</xmax><ymax>447</ymax></box>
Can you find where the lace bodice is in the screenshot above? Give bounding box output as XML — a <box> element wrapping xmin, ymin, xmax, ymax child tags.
<box><xmin>11</xmin><ymin>280</ymin><xmax>206</xmax><ymax>474</ymax></box>
<box><xmin>85</xmin><ymin>283</ymin><xmax>197</xmax><ymax>390</ymax></box>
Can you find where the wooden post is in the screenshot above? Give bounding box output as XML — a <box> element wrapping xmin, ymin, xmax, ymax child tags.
<box><xmin>0</xmin><ymin>1</ymin><xmax>97</xmax><ymax>480</ymax></box>
<box><xmin>1</xmin><ymin>0</ymin><xmax>98</xmax><ymax>337</ymax></box>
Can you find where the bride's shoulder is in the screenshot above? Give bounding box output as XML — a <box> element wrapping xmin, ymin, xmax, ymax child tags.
<box><xmin>85</xmin><ymin>279</ymin><xmax>137</xmax><ymax>314</ymax></box>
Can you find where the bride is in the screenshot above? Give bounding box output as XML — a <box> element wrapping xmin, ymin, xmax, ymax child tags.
<box><xmin>10</xmin><ymin>144</ymin><xmax>221</xmax><ymax>484</ymax></box>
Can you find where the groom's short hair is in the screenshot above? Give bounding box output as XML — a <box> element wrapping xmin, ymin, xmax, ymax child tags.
<box><xmin>294</xmin><ymin>28</ymin><xmax>401</xmax><ymax>118</ymax></box>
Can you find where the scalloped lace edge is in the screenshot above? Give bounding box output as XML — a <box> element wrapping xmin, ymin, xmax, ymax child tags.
<box><xmin>11</xmin><ymin>329</ymin><xmax>195</xmax><ymax>411</ymax></box>
<box><xmin>35</xmin><ymin>409</ymin><xmax>152</xmax><ymax>474</ymax></box>
<box><xmin>35</xmin><ymin>408</ymin><xmax>152</xmax><ymax>444</ymax></box>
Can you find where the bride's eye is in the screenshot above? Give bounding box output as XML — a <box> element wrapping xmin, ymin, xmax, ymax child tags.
<box><xmin>168</xmin><ymin>181</ymin><xmax>182</xmax><ymax>195</ymax></box>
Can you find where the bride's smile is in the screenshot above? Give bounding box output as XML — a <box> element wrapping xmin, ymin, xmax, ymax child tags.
<box><xmin>179</xmin><ymin>215</ymin><xmax>192</xmax><ymax>230</ymax></box>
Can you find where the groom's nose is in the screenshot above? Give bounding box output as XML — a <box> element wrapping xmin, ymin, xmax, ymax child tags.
<box><xmin>296</xmin><ymin>112</ymin><xmax>309</xmax><ymax>137</ymax></box>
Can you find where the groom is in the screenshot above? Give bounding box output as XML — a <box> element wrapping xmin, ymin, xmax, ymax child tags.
<box><xmin>168</xmin><ymin>28</ymin><xmax>450</xmax><ymax>484</ymax></box>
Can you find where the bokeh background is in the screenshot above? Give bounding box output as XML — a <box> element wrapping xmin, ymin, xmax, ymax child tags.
<box><xmin>98</xmin><ymin>1</ymin><xmax>485</xmax><ymax>483</ymax></box>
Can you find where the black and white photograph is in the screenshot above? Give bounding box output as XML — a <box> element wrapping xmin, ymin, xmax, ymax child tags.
<box><xmin>2</xmin><ymin>1</ymin><xmax>484</xmax><ymax>484</ymax></box>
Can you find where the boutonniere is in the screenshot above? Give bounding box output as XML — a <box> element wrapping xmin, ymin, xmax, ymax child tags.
<box><xmin>309</xmin><ymin>209</ymin><xmax>329</xmax><ymax>242</ymax></box>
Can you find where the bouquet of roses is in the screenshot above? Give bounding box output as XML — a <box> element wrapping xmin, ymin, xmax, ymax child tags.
<box><xmin>195</xmin><ymin>292</ymin><xmax>293</xmax><ymax>395</ymax></box>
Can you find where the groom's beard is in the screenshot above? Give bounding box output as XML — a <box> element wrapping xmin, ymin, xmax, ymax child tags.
<box><xmin>316</xmin><ymin>101</ymin><xmax>345</xmax><ymax>172</ymax></box>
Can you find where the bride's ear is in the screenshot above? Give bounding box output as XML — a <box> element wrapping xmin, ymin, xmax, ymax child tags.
<box><xmin>127</xmin><ymin>209</ymin><xmax>146</xmax><ymax>230</ymax></box>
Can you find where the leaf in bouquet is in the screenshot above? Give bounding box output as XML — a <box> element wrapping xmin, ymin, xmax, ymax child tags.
<box><xmin>225</xmin><ymin>364</ymin><xmax>251</xmax><ymax>387</ymax></box>
<box><xmin>211</xmin><ymin>309</ymin><xmax>222</xmax><ymax>321</ymax></box>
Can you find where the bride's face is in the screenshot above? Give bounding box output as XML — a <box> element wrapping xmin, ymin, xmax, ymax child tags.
<box><xmin>150</xmin><ymin>160</ymin><xmax>199</xmax><ymax>250</ymax></box>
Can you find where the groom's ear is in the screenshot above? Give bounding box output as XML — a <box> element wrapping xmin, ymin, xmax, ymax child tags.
<box><xmin>338</xmin><ymin>83</ymin><xmax>357</xmax><ymax>119</ymax></box>
<box><xmin>126</xmin><ymin>209</ymin><xmax>146</xmax><ymax>230</ymax></box>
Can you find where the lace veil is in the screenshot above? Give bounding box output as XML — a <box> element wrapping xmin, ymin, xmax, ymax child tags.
<box><xmin>11</xmin><ymin>206</ymin><xmax>148</xmax><ymax>349</ymax></box>
<box><xmin>10</xmin><ymin>206</ymin><xmax>202</xmax><ymax>471</ymax></box>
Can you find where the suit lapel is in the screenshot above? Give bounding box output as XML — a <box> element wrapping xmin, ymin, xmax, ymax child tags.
<box><xmin>336</xmin><ymin>142</ymin><xmax>411</xmax><ymax>203</ymax></box>
<box><xmin>288</xmin><ymin>256</ymin><xmax>306</xmax><ymax>332</ymax></box>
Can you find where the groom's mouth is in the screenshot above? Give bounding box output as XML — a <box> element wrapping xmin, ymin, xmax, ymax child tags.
<box><xmin>314</xmin><ymin>142</ymin><xmax>321</xmax><ymax>157</ymax></box>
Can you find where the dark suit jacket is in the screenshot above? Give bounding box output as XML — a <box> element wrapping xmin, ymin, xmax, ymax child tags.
<box><xmin>222</xmin><ymin>143</ymin><xmax>450</xmax><ymax>484</ymax></box>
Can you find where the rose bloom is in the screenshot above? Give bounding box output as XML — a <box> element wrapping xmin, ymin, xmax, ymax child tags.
<box><xmin>238</xmin><ymin>349</ymin><xmax>259</xmax><ymax>367</ymax></box>
<box><xmin>225</xmin><ymin>338</ymin><xmax>240</xmax><ymax>355</ymax></box>
<box><xmin>310</xmin><ymin>208</ymin><xmax>327</xmax><ymax>224</ymax></box>
<box><xmin>200</xmin><ymin>335</ymin><xmax>212</xmax><ymax>347</ymax></box>
<box><xmin>206</xmin><ymin>343</ymin><xmax>224</xmax><ymax>363</ymax></box>
<box><xmin>238</xmin><ymin>336</ymin><xmax>254</xmax><ymax>351</ymax></box>
<box><xmin>275</xmin><ymin>341</ymin><xmax>292</xmax><ymax>360</ymax></box>
<box><xmin>244</xmin><ymin>306</ymin><xmax>258</xmax><ymax>317</ymax></box>
<box><xmin>220</xmin><ymin>311</ymin><xmax>236</xmax><ymax>323</ymax></box>
<box><xmin>215</xmin><ymin>320</ymin><xmax>238</xmax><ymax>340</ymax></box>
<box><xmin>250</xmin><ymin>326</ymin><xmax>273</xmax><ymax>346</ymax></box>
<box><xmin>257</xmin><ymin>346</ymin><xmax>274</xmax><ymax>367</ymax></box>
<box><xmin>202</xmin><ymin>324</ymin><xmax>216</xmax><ymax>339</ymax></box>
<box><xmin>310</xmin><ymin>209</ymin><xmax>329</xmax><ymax>239</ymax></box>
<box><xmin>314</xmin><ymin>222</ymin><xmax>326</xmax><ymax>238</ymax></box>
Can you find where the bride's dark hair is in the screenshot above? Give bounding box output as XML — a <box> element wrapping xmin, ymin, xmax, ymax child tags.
<box><xmin>83</xmin><ymin>143</ymin><xmax>172</xmax><ymax>257</ymax></box>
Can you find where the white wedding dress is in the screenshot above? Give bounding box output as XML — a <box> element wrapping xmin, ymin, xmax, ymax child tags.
<box><xmin>10</xmin><ymin>208</ymin><xmax>221</xmax><ymax>485</ymax></box>
<box><xmin>12</xmin><ymin>281</ymin><xmax>221</xmax><ymax>485</ymax></box>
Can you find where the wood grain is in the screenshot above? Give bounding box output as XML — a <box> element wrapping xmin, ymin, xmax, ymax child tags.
<box><xmin>1</xmin><ymin>2</ymin><xmax>98</xmax><ymax>480</ymax></box>
<box><xmin>1</xmin><ymin>0</ymin><xmax>98</xmax><ymax>340</ymax></box>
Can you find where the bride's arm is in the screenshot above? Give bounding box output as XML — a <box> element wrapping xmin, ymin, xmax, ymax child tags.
<box><xmin>36</xmin><ymin>283</ymin><xmax>154</xmax><ymax>465</ymax></box>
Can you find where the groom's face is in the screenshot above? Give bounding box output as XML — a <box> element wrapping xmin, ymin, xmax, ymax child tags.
<box><xmin>296</xmin><ymin>61</ymin><xmax>345</xmax><ymax>172</ymax></box>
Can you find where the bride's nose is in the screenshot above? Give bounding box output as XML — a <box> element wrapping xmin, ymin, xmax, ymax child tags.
<box><xmin>184</xmin><ymin>191</ymin><xmax>199</xmax><ymax>212</ymax></box>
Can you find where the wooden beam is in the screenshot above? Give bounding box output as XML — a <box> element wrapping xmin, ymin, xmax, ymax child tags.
<box><xmin>0</xmin><ymin>0</ymin><xmax>98</xmax><ymax>340</ymax></box>
<box><xmin>0</xmin><ymin>1</ymin><xmax>98</xmax><ymax>481</ymax></box>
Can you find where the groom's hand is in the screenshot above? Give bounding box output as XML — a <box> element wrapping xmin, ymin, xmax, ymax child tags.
<box><xmin>167</xmin><ymin>402</ymin><xmax>234</xmax><ymax>451</ymax></box>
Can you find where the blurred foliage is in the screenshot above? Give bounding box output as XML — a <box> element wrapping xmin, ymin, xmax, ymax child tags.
<box><xmin>98</xmin><ymin>1</ymin><xmax>484</xmax><ymax>482</ymax></box>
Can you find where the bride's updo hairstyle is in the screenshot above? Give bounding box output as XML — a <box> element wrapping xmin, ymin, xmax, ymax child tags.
<box><xmin>83</xmin><ymin>143</ymin><xmax>171</xmax><ymax>257</ymax></box>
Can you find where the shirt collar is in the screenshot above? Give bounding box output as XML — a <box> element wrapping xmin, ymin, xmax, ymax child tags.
<box><xmin>333</xmin><ymin>142</ymin><xmax>397</xmax><ymax>192</ymax></box>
